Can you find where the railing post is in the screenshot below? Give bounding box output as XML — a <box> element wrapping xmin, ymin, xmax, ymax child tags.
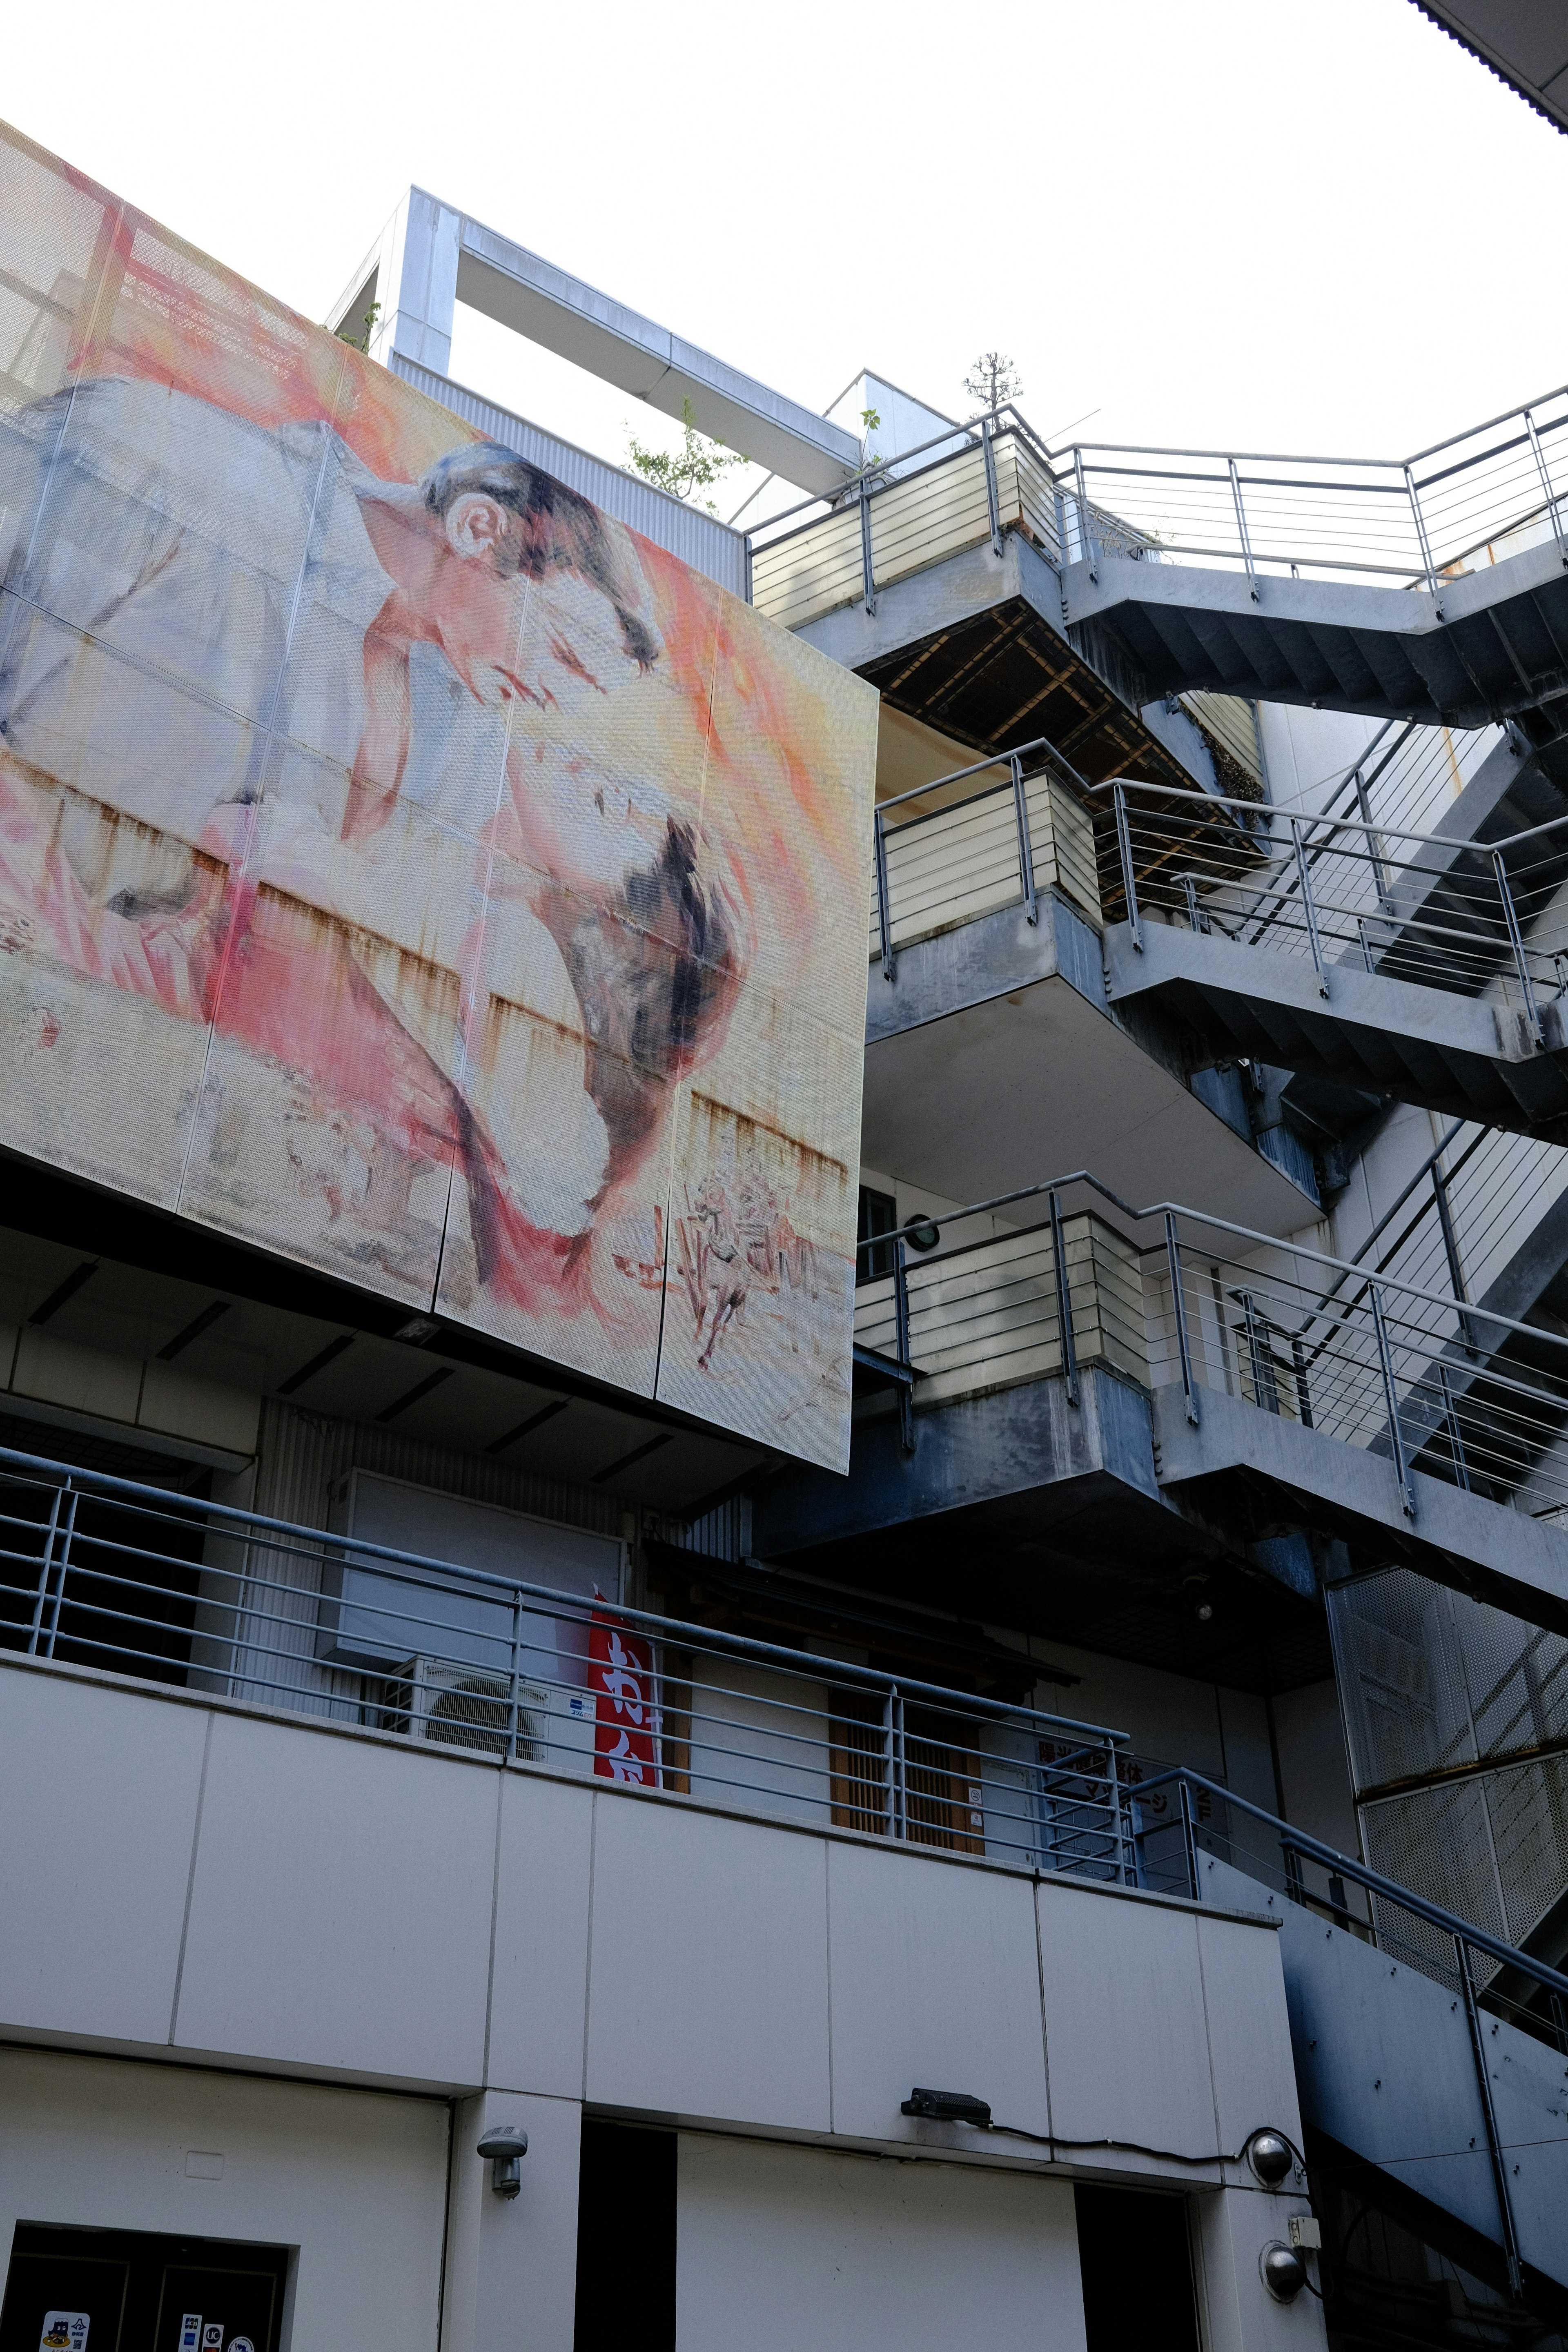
<box><xmin>1113</xmin><ymin>782</ymin><xmax>1141</xmax><ymax>950</ymax></box>
<box><xmin>1177</xmin><ymin>1774</ymin><xmax>1199</xmax><ymax>1901</ymax></box>
<box><xmin>1351</xmin><ymin>762</ymin><xmax>1391</xmax><ymax>902</ymax></box>
<box><xmin>1492</xmin><ymin>847</ymin><xmax>1544</xmax><ymax>1044</ymax></box>
<box><xmin>1439</xmin><ymin>1362</ymin><xmax>1471</xmax><ymax>1492</ymax></box>
<box><xmin>1283</xmin><ymin>1836</ymin><xmax>1306</xmax><ymax>1907</ymax></box>
<box><xmin>1182</xmin><ymin>874</ymin><xmax>1204</xmax><ymax>934</ymax></box>
<box><xmin>1103</xmin><ymin>1743</ymin><xmax>1130</xmax><ymax>1885</ymax></box>
<box><xmin>742</xmin><ymin>532</ymin><xmax>754</xmax><ymax>606</ymax></box>
<box><xmin>1430</xmin><ymin>1160</ymin><xmax>1479</xmax><ymax>1357</ymax></box>
<box><xmin>42</xmin><ymin>1487</ymin><xmax>80</xmax><ymax>1660</ymax></box>
<box><xmin>980</xmin><ymin>415</ymin><xmax>1003</xmax><ymax>556</ymax></box>
<box><xmin>25</xmin><ymin>1483</ymin><xmax>65</xmax><ymax>1656</ymax></box>
<box><xmin>1370</xmin><ymin>1281</ymin><xmax>1417</xmax><ymax>1519</ymax></box>
<box><xmin>1049</xmin><ymin>1189</ymin><xmax>1079</xmax><ymax>1407</ymax></box>
<box><xmin>1227</xmin><ymin>456</ymin><xmax>1260</xmax><ymax>601</ymax></box>
<box><xmin>893</xmin><ymin>1236</ymin><xmax>915</xmax><ymax>1454</ymax></box>
<box><xmin>1011</xmin><ymin>755</ymin><xmax>1038</xmax><ymax>927</ymax></box>
<box><xmin>1357</xmin><ymin>914</ymin><xmax>1377</xmax><ymax>975</ymax></box>
<box><xmin>1291</xmin><ymin>815</ymin><xmax>1331</xmax><ymax>999</ymax></box>
<box><xmin>1164</xmin><ymin>1211</ymin><xmax>1200</xmax><ymax>1427</ymax></box>
<box><xmin>1241</xmin><ymin>1290</ymin><xmax>1278</xmax><ymax>1414</ymax></box>
<box><xmin>1290</xmin><ymin>1335</ymin><xmax>1314</xmax><ymax>1429</ymax></box>
<box><xmin>1053</xmin><ymin>483</ymin><xmax>1068</xmax><ymax>571</ymax></box>
<box><xmin>507</xmin><ymin>1590</ymin><xmax>523</xmax><ymax>1764</ymax></box>
<box><xmin>1523</xmin><ymin>407</ymin><xmax>1567</xmax><ymax>568</ymax></box>
<box><xmin>859</xmin><ymin>477</ymin><xmax>877</xmax><ymax>617</ymax></box>
<box><xmin>1405</xmin><ymin>464</ymin><xmax>1443</xmax><ymax>606</ymax></box>
<box><xmin>873</xmin><ymin>806</ymin><xmax>895</xmax><ymax>982</ymax></box>
<box><xmin>1073</xmin><ymin>447</ymin><xmax>1098</xmax><ymax>582</ymax></box>
<box><xmin>889</xmin><ymin>1688</ymin><xmax>907</xmax><ymax>1841</ymax></box>
<box><xmin>1455</xmin><ymin>1933</ymin><xmax>1526</xmax><ymax>2299</ymax></box>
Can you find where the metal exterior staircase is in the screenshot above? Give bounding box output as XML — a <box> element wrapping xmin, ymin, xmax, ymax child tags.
<box><xmin>1098</xmin><ymin>767</ymin><xmax>1568</xmax><ymax>1143</ymax></box>
<box><xmin>1139</xmin><ymin>1766</ymin><xmax>1568</xmax><ymax>2316</ymax></box>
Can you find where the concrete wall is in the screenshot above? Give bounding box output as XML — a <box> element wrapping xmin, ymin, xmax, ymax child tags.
<box><xmin>0</xmin><ymin>1653</ymin><xmax>1322</xmax><ymax>2350</ymax></box>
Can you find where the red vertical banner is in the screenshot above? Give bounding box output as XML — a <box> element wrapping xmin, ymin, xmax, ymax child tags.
<box><xmin>589</xmin><ymin>1607</ymin><xmax>659</xmax><ymax>1786</ymax></box>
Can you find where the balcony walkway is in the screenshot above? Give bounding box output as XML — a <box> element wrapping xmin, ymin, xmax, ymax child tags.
<box><xmin>759</xmin><ymin>1178</ymin><xmax>1568</xmax><ymax>1653</ymax></box>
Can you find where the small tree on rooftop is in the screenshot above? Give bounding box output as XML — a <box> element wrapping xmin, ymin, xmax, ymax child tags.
<box><xmin>625</xmin><ymin>398</ymin><xmax>747</xmax><ymax>512</ymax></box>
<box><xmin>963</xmin><ymin>352</ymin><xmax>1024</xmax><ymax>416</ymax></box>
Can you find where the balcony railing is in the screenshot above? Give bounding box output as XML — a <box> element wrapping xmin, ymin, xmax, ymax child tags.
<box><xmin>857</xmin><ymin>1172</ymin><xmax>1568</xmax><ymax>1530</ymax></box>
<box><xmin>1099</xmin><ymin>776</ymin><xmax>1568</xmax><ymax>1029</ymax></box>
<box><xmin>869</xmin><ymin>739</ymin><xmax>1101</xmax><ymax>978</ymax></box>
<box><xmin>1059</xmin><ymin>385</ymin><xmax>1568</xmax><ymax>594</ymax></box>
<box><xmin>742</xmin><ymin>386</ymin><xmax>1568</xmax><ymax>621</ymax></box>
<box><xmin>748</xmin><ymin>411</ymin><xmax>1065</xmax><ymax>633</ymax></box>
<box><xmin>0</xmin><ymin>1439</ymin><xmax>1150</xmax><ymax>1878</ymax></box>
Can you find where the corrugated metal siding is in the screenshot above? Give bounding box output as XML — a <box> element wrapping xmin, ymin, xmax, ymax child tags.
<box><xmin>663</xmin><ymin>1495</ymin><xmax>751</xmax><ymax>1562</ymax></box>
<box><xmin>869</xmin><ymin>777</ymin><xmax>1100</xmax><ymax>960</ymax></box>
<box><xmin>1182</xmin><ymin>692</ymin><xmax>1265</xmax><ymax>792</ymax></box>
<box><xmin>854</xmin><ymin>1212</ymin><xmax>1148</xmax><ymax>1412</ymax></box>
<box><xmin>751</xmin><ymin>430</ymin><xmax>1062</xmax><ymax>634</ymax></box>
<box><xmin>389</xmin><ymin>354</ymin><xmax>748</xmax><ymax>595</ymax></box>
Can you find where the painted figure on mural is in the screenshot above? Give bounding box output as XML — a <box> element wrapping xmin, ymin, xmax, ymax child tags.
<box><xmin>0</xmin><ymin>377</ymin><xmax>745</xmax><ymax>1330</ymax></box>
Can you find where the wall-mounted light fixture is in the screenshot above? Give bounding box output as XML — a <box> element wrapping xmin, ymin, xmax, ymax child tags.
<box><xmin>477</xmin><ymin>2123</ymin><xmax>529</xmax><ymax>2199</ymax></box>
<box><xmin>900</xmin><ymin>2087</ymin><xmax>993</xmax><ymax>2126</ymax></box>
<box><xmin>1244</xmin><ymin>2129</ymin><xmax>1292</xmax><ymax>2187</ymax></box>
<box><xmin>1260</xmin><ymin>2242</ymin><xmax>1307</xmax><ymax>2302</ymax></box>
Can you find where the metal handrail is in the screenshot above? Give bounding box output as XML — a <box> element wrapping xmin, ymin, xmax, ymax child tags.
<box><xmin>0</xmin><ymin>1438</ymin><xmax>1125</xmax><ymax>1748</ymax></box>
<box><xmin>1134</xmin><ymin>1762</ymin><xmax>1568</xmax><ymax>2000</ymax></box>
<box><xmin>1133</xmin><ymin>1761</ymin><xmax>1568</xmax><ymax>2295</ymax></box>
<box><xmin>743</xmin><ymin>383</ymin><xmax>1568</xmax><ymax>608</ymax></box>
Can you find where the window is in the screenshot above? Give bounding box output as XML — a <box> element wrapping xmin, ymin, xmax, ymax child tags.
<box><xmin>856</xmin><ymin>1185</ymin><xmax>898</xmax><ymax>1284</ymax></box>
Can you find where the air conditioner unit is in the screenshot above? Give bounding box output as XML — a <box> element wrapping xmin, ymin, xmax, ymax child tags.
<box><xmin>382</xmin><ymin>1655</ymin><xmax>548</xmax><ymax>1762</ymax></box>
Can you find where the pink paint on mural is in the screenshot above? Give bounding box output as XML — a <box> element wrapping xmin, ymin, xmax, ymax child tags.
<box><xmin>0</xmin><ymin>119</ymin><xmax>876</xmax><ymax>1468</ymax></box>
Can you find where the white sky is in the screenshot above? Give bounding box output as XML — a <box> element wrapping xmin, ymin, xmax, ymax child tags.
<box><xmin>6</xmin><ymin>0</ymin><xmax>1564</xmax><ymax>505</ymax></box>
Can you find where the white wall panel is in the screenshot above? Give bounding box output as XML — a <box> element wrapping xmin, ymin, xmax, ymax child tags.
<box><xmin>0</xmin><ymin>2047</ymin><xmax>448</xmax><ymax>2351</ymax></box>
<box><xmin>1195</xmin><ymin>1911</ymin><xmax>1306</xmax><ymax>2166</ymax></box>
<box><xmin>487</xmin><ymin>1775</ymin><xmax>596</xmax><ymax>2098</ymax></box>
<box><xmin>174</xmin><ymin>1712</ymin><xmax>495</xmax><ymax>2084</ymax></box>
<box><xmin>585</xmin><ymin>1802</ymin><xmax>831</xmax><ymax>2129</ymax></box>
<box><xmin>0</xmin><ymin>1673</ymin><xmax>207</xmax><ymax>2046</ymax></box>
<box><xmin>825</xmin><ymin>1840</ymin><xmax>1049</xmax><ymax>2143</ymax></box>
<box><xmin>1038</xmin><ymin>1885</ymin><xmax>1219</xmax><ymax>2177</ymax></box>
<box><xmin>676</xmin><ymin>2134</ymin><xmax>1086</xmax><ymax>2352</ymax></box>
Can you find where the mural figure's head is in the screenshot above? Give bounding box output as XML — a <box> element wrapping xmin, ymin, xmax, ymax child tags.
<box><xmin>366</xmin><ymin>439</ymin><xmax>659</xmax><ymax>719</ymax></box>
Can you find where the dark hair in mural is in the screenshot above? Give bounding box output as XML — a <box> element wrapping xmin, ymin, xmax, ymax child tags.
<box><xmin>420</xmin><ymin>441</ymin><xmax>659</xmax><ymax>671</ymax></box>
<box><xmin>538</xmin><ymin>818</ymin><xmax>741</xmax><ymax>1189</ymax></box>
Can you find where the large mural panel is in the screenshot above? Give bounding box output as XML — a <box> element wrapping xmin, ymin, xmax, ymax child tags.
<box><xmin>0</xmin><ymin>121</ymin><xmax>877</xmax><ymax>1469</ymax></box>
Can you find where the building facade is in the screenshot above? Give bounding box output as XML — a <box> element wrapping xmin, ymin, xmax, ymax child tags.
<box><xmin>4</xmin><ymin>23</ymin><xmax>1568</xmax><ymax>2348</ymax></box>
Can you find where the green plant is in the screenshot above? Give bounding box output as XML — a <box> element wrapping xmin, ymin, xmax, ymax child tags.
<box><xmin>625</xmin><ymin>398</ymin><xmax>747</xmax><ymax>512</ymax></box>
<box><xmin>337</xmin><ymin>300</ymin><xmax>381</xmax><ymax>356</ymax></box>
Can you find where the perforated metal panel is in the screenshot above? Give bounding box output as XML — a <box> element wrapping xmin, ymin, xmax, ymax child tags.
<box><xmin>1330</xmin><ymin>1567</ymin><xmax>1568</xmax><ymax>1964</ymax></box>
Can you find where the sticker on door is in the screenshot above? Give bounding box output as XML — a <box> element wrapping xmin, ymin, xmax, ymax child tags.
<box><xmin>39</xmin><ymin>2319</ymin><xmax>89</xmax><ymax>2352</ymax></box>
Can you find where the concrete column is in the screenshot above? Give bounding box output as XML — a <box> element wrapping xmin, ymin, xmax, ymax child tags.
<box><xmin>1193</xmin><ymin>2185</ymin><xmax>1327</xmax><ymax>2352</ymax></box>
<box><xmin>368</xmin><ymin>187</ymin><xmax>460</xmax><ymax>378</ymax></box>
<box><xmin>441</xmin><ymin>2089</ymin><xmax>581</xmax><ymax>2352</ymax></box>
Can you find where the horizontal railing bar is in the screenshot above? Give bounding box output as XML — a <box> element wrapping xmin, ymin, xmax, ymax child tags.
<box><xmin>872</xmin><ymin>1172</ymin><xmax>1568</xmax><ymax>1366</ymax></box>
<box><xmin>0</xmin><ymin>1443</ymin><xmax>1125</xmax><ymax>1746</ymax></box>
<box><xmin>1097</xmin><ymin>775</ymin><xmax>1568</xmax><ymax>858</ymax></box>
